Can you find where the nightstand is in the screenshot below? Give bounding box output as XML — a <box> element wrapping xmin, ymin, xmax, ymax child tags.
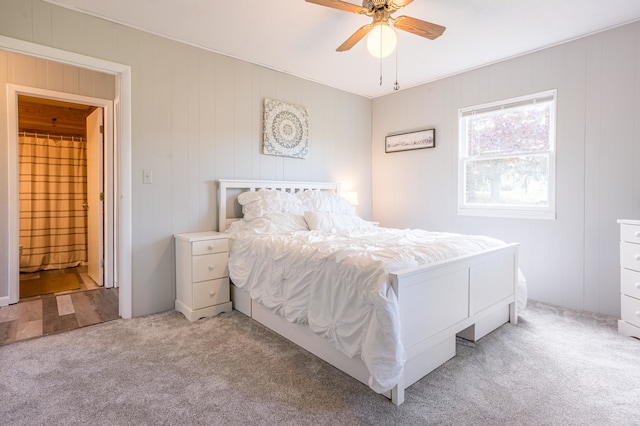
<box><xmin>174</xmin><ymin>231</ymin><xmax>232</xmax><ymax>321</ymax></box>
<box><xmin>618</xmin><ymin>219</ymin><xmax>640</xmax><ymax>339</ymax></box>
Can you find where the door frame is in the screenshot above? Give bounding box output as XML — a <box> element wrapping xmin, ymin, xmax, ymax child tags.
<box><xmin>9</xmin><ymin>88</ymin><xmax>111</xmax><ymax>289</ymax></box>
<box><xmin>1</xmin><ymin>35</ymin><xmax>132</xmax><ymax>319</ymax></box>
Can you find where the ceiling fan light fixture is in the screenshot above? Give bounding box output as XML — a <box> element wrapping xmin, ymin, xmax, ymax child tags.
<box><xmin>366</xmin><ymin>22</ymin><xmax>397</xmax><ymax>58</ymax></box>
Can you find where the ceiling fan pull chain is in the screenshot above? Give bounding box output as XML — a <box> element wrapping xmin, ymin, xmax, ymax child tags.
<box><xmin>394</xmin><ymin>46</ymin><xmax>399</xmax><ymax>90</ymax></box>
<box><xmin>379</xmin><ymin>55</ymin><xmax>383</xmax><ymax>86</ymax></box>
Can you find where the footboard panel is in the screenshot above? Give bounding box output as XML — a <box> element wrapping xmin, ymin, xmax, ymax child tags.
<box><xmin>396</xmin><ymin>264</ymin><xmax>470</xmax><ymax>348</ymax></box>
<box><xmin>391</xmin><ymin>243</ymin><xmax>519</xmax><ymax>389</ymax></box>
<box><xmin>469</xmin><ymin>250</ymin><xmax>516</xmax><ymax>316</ymax></box>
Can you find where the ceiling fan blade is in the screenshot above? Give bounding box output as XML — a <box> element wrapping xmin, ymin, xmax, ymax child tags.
<box><xmin>393</xmin><ymin>15</ymin><xmax>446</xmax><ymax>40</ymax></box>
<box><xmin>336</xmin><ymin>24</ymin><xmax>374</xmax><ymax>51</ymax></box>
<box><xmin>305</xmin><ymin>0</ymin><xmax>364</xmax><ymax>14</ymax></box>
<box><xmin>389</xmin><ymin>0</ymin><xmax>414</xmax><ymax>10</ymax></box>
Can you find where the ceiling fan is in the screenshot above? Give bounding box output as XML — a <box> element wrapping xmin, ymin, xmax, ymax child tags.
<box><xmin>305</xmin><ymin>0</ymin><xmax>446</xmax><ymax>55</ymax></box>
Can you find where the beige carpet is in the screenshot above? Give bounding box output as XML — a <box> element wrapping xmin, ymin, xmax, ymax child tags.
<box><xmin>19</xmin><ymin>273</ymin><xmax>81</xmax><ymax>298</ymax></box>
<box><xmin>1</xmin><ymin>301</ymin><xmax>639</xmax><ymax>425</ymax></box>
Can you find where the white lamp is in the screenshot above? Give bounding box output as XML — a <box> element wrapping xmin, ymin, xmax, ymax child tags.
<box><xmin>342</xmin><ymin>191</ymin><xmax>359</xmax><ymax>213</ymax></box>
<box><xmin>366</xmin><ymin>22</ymin><xmax>397</xmax><ymax>59</ymax></box>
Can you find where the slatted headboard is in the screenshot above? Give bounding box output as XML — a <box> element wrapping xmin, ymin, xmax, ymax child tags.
<box><xmin>217</xmin><ymin>179</ymin><xmax>341</xmax><ymax>232</ymax></box>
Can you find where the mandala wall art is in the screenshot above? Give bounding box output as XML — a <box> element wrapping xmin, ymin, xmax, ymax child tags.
<box><xmin>263</xmin><ymin>98</ymin><xmax>309</xmax><ymax>159</ymax></box>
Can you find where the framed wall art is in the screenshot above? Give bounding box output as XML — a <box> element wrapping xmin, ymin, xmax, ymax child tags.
<box><xmin>263</xmin><ymin>98</ymin><xmax>309</xmax><ymax>159</ymax></box>
<box><xmin>385</xmin><ymin>128</ymin><xmax>435</xmax><ymax>153</ymax></box>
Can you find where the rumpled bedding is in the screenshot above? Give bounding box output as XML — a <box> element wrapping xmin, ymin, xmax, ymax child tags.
<box><xmin>226</xmin><ymin>215</ymin><xmax>507</xmax><ymax>393</ymax></box>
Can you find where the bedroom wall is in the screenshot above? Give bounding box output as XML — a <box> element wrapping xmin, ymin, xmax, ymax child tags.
<box><xmin>371</xmin><ymin>20</ymin><xmax>640</xmax><ymax>317</ymax></box>
<box><xmin>0</xmin><ymin>0</ymin><xmax>372</xmax><ymax>316</ymax></box>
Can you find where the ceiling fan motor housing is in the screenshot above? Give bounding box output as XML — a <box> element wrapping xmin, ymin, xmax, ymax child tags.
<box><xmin>364</xmin><ymin>0</ymin><xmax>393</xmax><ymax>13</ymax></box>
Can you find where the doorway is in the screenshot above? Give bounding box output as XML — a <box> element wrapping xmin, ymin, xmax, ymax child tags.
<box><xmin>0</xmin><ymin>36</ymin><xmax>132</xmax><ymax>319</ymax></box>
<box><xmin>7</xmin><ymin>83</ymin><xmax>117</xmax><ymax>309</ymax></box>
<box><xmin>16</xmin><ymin>95</ymin><xmax>104</xmax><ymax>300</ymax></box>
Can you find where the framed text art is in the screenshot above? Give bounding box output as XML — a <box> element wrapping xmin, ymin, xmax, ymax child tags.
<box><xmin>263</xmin><ymin>98</ymin><xmax>309</xmax><ymax>159</ymax></box>
<box><xmin>385</xmin><ymin>129</ymin><xmax>435</xmax><ymax>153</ymax></box>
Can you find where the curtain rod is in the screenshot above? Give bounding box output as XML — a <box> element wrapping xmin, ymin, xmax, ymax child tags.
<box><xmin>19</xmin><ymin>131</ymin><xmax>86</xmax><ymax>142</ymax></box>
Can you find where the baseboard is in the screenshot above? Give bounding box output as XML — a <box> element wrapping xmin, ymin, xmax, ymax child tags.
<box><xmin>0</xmin><ymin>295</ymin><xmax>10</xmax><ymax>307</ymax></box>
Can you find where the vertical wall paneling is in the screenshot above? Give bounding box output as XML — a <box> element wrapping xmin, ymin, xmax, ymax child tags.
<box><xmin>582</xmin><ymin>33</ymin><xmax>604</xmax><ymax>313</ymax></box>
<box><xmin>0</xmin><ymin>0</ymin><xmax>32</xmax><ymax>41</ymax></box>
<box><xmin>169</xmin><ymin>43</ymin><xmax>191</xmax><ymax>236</ymax></box>
<box><xmin>213</xmin><ymin>55</ymin><xmax>236</xmax><ymax>180</ymax></box>
<box><xmin>233</xmin><ymin>60</ymin><xmax>254</xmax><ymax>181</ymax></box>
<box><xmin>198</xmin><ymin>52</ymin><xmax>217</xmax><ymax>231</ymax></box>
<box><xmin>32</xmin><ymin>0</ymin><xmax>53</xmax><ymax>45</ymax></box>
<box><xmin>50</xmin><ymin>5</ymin><xmax>86</xmax><ymax>54</ymax></box>
<box><xmin>185</xmin><ymin>47</ymin><xmax>203</xmax><ymax>232</ymax></box>
<box><xmin>249</xmin><ymin>66</ymin><xmax>262</xmax><ymax>181</ymax></box>
<box><xmin>85</xmin><ymin>15</ymin><xmax>119</xmax><ymax>63</ymax></box>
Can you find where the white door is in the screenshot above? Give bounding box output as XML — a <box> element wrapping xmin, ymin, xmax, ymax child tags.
<box><xmin>87</xmin><ymin>108</ymin><xmax>104</xmax><ymax>286</ymax></box>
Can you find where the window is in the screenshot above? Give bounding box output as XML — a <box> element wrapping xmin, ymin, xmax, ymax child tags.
<box><xmin>458</xmin><ymin>90</ymin><xmax>557</xmax><ymax>219</ymax></box>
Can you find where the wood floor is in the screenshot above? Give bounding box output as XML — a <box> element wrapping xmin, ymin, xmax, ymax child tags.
<box><xmin>0</xmin><ymin>266</ymin><xmax>120</xmax><ymax>345</ymax></box>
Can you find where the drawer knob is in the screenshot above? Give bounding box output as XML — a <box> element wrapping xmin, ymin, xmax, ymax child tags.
<box><xmin>208</xmin><ymin>244</ymin><xmax>215</xmax><ymax>250</ymax></box>
<box><xmin>209</xmin><ymin>291</ymin><xmax>216</xmax><ymax>297</ymax></box>
<box><xmin>208</xmin><ymin>265</ymin><xmax>215</xmax><ymax>271</ymax></box>
<box><xmin>636</xmin><ymin>232</ymin><xmax>640</xmax><ymax>238</ymax></box>
<box><xmin>636</xmin><ymin>311</ymin><xmax>640</xmax><ymax>318</ymax></box>
<box><xmin>635</xmin><ymin>255</ymin><xmax>640</xmax><ymax>261</ymax></box>
<box><xmin>636</xmin><ymin>283</ymin><xmax>640</xmax><ymax>290</ymax></box>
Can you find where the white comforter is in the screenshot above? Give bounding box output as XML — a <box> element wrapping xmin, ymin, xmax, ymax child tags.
<box><xmin>226</xmin><ymin>216</ymin><xmax>506</xmax><ymax>393</ymax></box>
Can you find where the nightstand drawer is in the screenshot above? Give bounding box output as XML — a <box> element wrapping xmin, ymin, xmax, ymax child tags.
<box><xmin>621</xmin><ymin>268</ymin><xmax>640</xmax><ymax>299</ymax></box>
<box><xmin>620</xmin><ymin>241</ymin><xmax>640</xmax><ymax>271</ymax></box>
<box><xmin>621</xmin><ymin>294</ymin><xmax>640</xmax><ymax>328</ymax></box>
<box><xmin>193</xmin><ymin>252</ymin><xmax>228</xmax><ymax>282</ymax></box>
<box><xmin>193</xmin><ymin>278</ymin><xmax>230</xmax><ymax>310</ymax></box>
<box><xmin>621</xmin><ymin>224</ymin><xmax>640</xmax><ymax>245</ymax></box>
<box><xmin>193</xmin><ymin>239</ymin><xmax>227</xmax><ymax>255</ymax></box>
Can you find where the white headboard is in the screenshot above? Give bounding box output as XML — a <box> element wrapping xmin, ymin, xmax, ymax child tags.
<box><xmin>218</xmin><ymin>179</ymin><xmax>341</xmax><ymax>232</ymax></box>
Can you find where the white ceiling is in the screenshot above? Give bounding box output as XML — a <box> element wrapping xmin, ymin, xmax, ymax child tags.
<box><xmin>45</xmin><ymin>0</ymin><xmax>640</xmax><ymax>98</ymax></box>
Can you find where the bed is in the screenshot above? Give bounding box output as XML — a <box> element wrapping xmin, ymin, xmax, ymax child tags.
<box><xmin>218</xmin><ymin>179</ymin><xmax>523</xmax><ymax>405</ymax></box>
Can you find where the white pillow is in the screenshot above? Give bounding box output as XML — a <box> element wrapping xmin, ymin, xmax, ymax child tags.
<box><xmin>296</xmin><ymin>190</ymin><xmax>354</xmax><ymax>215</ymax></box>
<box><xmin>227</xmin><ymin>213</ymin><xmax>309</xmax><ymax>235</ymax></box>
<box><xmin>237</xmin><ymin>189</ymin><xmax>304</xmax><ymax>220</ymax></box>
<box><xmin>304</xmin><ymin>211</ymin><xmax>372</xmax><ymax>232</ymax></box>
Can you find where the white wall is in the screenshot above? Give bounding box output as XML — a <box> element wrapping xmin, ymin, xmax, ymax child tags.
<box><xmin>0</xmin><ymin>0</ymin><xmax>372</xmax><ymax>316</ymax></box>
<box><xmin>372</xmin><ymin>21</ymin><xmax>640</xmax><ymax>317</ymax></box>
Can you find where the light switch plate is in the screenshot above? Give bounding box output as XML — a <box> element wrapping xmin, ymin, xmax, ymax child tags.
<box><xmin>143</xmin><ymin>170</ymin><xmax>153</xmax><ymax>184</ymax></box>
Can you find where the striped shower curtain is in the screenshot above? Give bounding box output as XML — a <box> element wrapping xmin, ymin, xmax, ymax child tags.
<box><xmin>19</xmin><ymin>134</ymin><xmax>88</xmax><ymax>272</ymax></box>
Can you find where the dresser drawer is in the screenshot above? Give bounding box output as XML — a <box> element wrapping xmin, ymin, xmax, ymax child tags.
<box><xmin>621</xmin><ymin>268</ymin><xmax>640</xmax><ymax>299</ymax></box>
<box><xmin>621</xmin><ymin>223</ymin><xmax>640</xmax><ymax>244</ymax></box>
<box><xmin>620</xmin><ymin>241</ymin><xmax>640</xmax><ymax>271</ymax></box>
<box><xmin>192</xmin><ymin>252</ymin><xmax>228</xmax><ymax>282</ymax></box>
<box><xmin>193</xmin><ymin>278</ymin><xmax>230</xmax><ymax>310</ymax></box>
<box><xmin>621</xmin><ymin>294</ymin><xmax>640</xmax><ymax>328</ymax></box>
<box><xmin>193</xmin><ymin>239</ymin><xmax>227</xmax><ymax>256</ymax></box>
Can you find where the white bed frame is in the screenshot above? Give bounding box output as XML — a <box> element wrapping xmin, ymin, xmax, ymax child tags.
<box><xmin>218</xmin><ymin>179</ymin><xmax>519</xmax><ymax>406</ymax></box>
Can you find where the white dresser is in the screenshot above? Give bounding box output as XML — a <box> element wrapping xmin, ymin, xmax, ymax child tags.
<box><xmin>174</xmin><ymin>231</ymin><xmax>232</xmax><ymax>321</ymax></box>
<box><xmin>618</xmin><ymin>220</ymin><xmax>640</xmax><ymax>339</ymax></box>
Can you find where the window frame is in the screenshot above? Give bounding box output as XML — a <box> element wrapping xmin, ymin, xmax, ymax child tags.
<box><xmin>457</xmin><ymin>90</ymin><xmax>557</xmax><ymax>220</ymax></box>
